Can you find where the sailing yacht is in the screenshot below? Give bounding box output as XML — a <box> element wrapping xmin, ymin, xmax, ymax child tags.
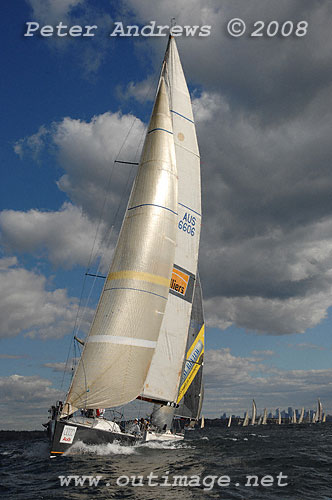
<box><xmin>317</xmin><ymin>398</ymin><xmax>323</xmax><ymax>423</ymax></box>
<box><xmin>262</xmin><ymin>408</ymin><xmax>267</xmax><ymax>425</ymax></box>
<box><xmin>243</xmin><ymin>411</ymin><xmax>249</xmax><ymax>427</ymax></box>
<box><xmin>250</xmin><ymin>399</ymin><xmax>257</xmax><ymax>425</ymax></box>
<box><xmin>298</xmin><ymin>407</ymin><xmax>304</xmax><ymax>424</ymax></box>
<box><xmin>47</xmin><ymin>35</ymin><xmax>204</xmax><ymax>456</ymax></box>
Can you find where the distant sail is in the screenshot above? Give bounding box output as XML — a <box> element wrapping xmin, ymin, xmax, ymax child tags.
<box><xmin>292</xmin><ymin>409</ymin><xmax>297</xmax><ymax>424</ymax></box>
<box><xmin>317</xmin><ymin>398</ymin><xmax>323</xmax><ymax>423</ymax></box>
<box><xmin>278</xmin><ymin>409</ymin><xmax>281</xmax><ymax>425</ymax></box>
<box><xmin>262</xmin><ymin>408</ymin><xmax>267</xmax><ymax>425</ymax></box>
<box><xmin>250</xmin><ymin>400</ymin><xmax>257</xmax><ymax>425</ymax></box>
<box><xmin>227</xmin><ymin>415</ymin><xmax>232</xmax><ymax>428</ymax></box>
<box><xmin>243</xmin><ymin>411</ymin><xmax>249</xmax><ymax>427</ymax></box>
<box><xmin>298</xmin><ymin>407</ymin><xmax>304</xmax><ymax>424</ymax></box>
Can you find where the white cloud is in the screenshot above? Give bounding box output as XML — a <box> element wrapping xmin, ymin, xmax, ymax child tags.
<box><xmin>14</xmin><ymin>112</ymin><xmax>145</xmax><ymax>222</ymax></box>
<box><xmin>203</xmin><ymin>348</ymin><xmax>332</xmax><ymax>417</ymax></box>
<box><xmin>117</xmin><ymin>77</ymin><xmax>155</xmax><ymax>103</ymax></box>
<box><xmin>0</xmin><ymin>374</ymin><xmax>62</xmax><ymax>430</ymax></box>
<box><xmin>0</xmin><ymin>257</ymin><xmax>93</xmax><ymax>339</ymax></box>
<box><xmin>26</xmin><ymin>0</ymin><xmax>84</xmax><ymax>24</ymax></box>
<box><xmin>204</xmin><ymin>290</ymin><xmax>332</xmax><ymax>335</ymax></box>
<box><xmin>0</xmin><ymin>202</ymin><xmax>111</xmax><ymax>270</ymax></box>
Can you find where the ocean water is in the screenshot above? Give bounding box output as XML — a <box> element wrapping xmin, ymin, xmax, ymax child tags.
<box><xmin>1</xmin><ymin>423</ymin><xmax>332</xmax><ymax>499</ymax></box>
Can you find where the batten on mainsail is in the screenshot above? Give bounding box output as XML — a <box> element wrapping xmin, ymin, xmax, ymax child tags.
<box><xmin>142</xmin><ymin>36</ymin><xmax>202</xmax><ymax>405</ymax></box>
<box><xmin>61</xmin><ymin>78</ymin><xmax>177</xmax><ymax>416</ymax></box>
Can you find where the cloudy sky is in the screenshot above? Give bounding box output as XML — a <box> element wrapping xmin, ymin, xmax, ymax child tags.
<box><xmin>1</xmin><ymin>0</ymin><xmax>332</xmax><ymax>429</ymax></box>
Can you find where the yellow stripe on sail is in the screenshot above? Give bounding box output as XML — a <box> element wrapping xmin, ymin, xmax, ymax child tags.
<box><xmin>177</xmin><ymin>324</ymin><xmax>204</xmax><ymax>404</ymax></box>
<box><xmin>107</xmin><ymin>270</ymin><xmax>171</xmax><ymax>288</ymax></box>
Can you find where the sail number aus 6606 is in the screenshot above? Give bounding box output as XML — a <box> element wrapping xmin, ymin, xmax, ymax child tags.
<box><xmin>178</xmin><ymin>212</ymin><xmax>196</xmax><ymax>236</ymax></box>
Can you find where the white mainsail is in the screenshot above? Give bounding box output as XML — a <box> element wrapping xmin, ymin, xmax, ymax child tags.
<box><xmin>317</xmin><ymin>398</ymin><xmax>323</xmax><ymax>422</ymax></box>
<box><xmin>262</xmin><ymin>408</ymin><xmax>267</xmax><ymax>425</ymax></box>
<box><xmin>298</xmin><ymin>407</ymin><xmax>304</xmax><ymax>424</ymax></box>
<box><xmin>142</xmin><ymin>36</ymin><xmax>202</xmax><ymax>404</ymax></box>
<box><xmin>62</xmin><ymin>77</ymin><xmax>178</xmax><ymax>416</ymax></box>
<box><xmin>243</xmin><ymin>411</ymin><xmax>249</xmax><ymax>427</ymax></box>
<box><xmin>277</xmin><ymin>409</ymin><xmax>281</xmax><ymax>425</ymax></box>
<box><xmin>250</xmin><ymin>400</ymin><xmax>257</xmax><ymax>425</ymax></box>
<box><xmin>292</xmin><ymin>409</ymin><xmax>297</xmax><ymax>424</ymax></box>
<box><xmin>227</xmin><ymin>415</ymin><xmax>232</xmax><ymax>428</ymax></box>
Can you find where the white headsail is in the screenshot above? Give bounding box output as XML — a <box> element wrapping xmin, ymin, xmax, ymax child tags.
<box><xmin>62</xmin><ymin>78</ymin><xmax>178</xmax><ymax>416</ymax></box>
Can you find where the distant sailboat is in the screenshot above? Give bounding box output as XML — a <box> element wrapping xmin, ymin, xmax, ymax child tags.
<box><xmin>317</xmin><ymin>398</ymin><xmax>323</xmax><ymax>423</ymax></box>
<box><xmin>250</xmin><ymin>399</ymin><xmax>257</xmax><ymax>425</ymax></box>
<box><xmin>262</xmin><ymin>408</ymin><xmax>267</xmax><ymax>425</ymax></box>
<box><xmin>243</xmin><ymin>411</ymin><xmax>249</xmax><ymax>427</ymax></box>
<box><xmin>277</xmin><ymin>409</ymin><xmax>281</xmax><ymax>425</ymax></box>
<box><xmin>257</xmin><ymin>415</ymin><xmax>262</xmax><ymax>425</ymax></box>
<box><xmin>227</xmin><ymin>414</ymin><xmax>232</xmax><ymax>428</ymax></box>
<box><xmin>292</xmin><ymin>409</ymin><xmax>297</xmax><ymax>424</ymax></box>
<box><xmin>298</xmin><ymin>407</ymin><xmax>304</xmax><ymax>424</ymax></box>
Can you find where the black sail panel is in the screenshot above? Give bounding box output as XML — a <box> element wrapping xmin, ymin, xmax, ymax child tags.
<box><xmin>175</xmin><ymin>274</ymin><xmax>204</xmax><ymax>419</ymax></box>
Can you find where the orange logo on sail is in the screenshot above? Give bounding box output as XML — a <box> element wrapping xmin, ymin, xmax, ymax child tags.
<box><xmin>170</xmin><ymin>268</ymin><xmax>189</xmax><ymax>296</ymax></box>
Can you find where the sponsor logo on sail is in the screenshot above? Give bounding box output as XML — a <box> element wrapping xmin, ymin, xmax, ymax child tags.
<box><xmin>170</xmin><ymin>268</ymin><xmax>189</xmax><ymax>296</ymax></box>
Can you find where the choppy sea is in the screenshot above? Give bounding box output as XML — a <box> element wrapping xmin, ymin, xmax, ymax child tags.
<box><xmin>1</xmin><ymin>423</ymin><xmax>332</xmax><ymax>499</ymax></box>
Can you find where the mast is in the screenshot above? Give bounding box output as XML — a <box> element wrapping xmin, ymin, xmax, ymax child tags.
<box><xmin>61</xmin><ymin>76</ymin><xmax>178</xmax><ymax>416</ymax></box>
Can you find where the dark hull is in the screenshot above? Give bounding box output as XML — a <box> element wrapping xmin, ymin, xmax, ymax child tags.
<box><xmin>50</xmin><ymin>419</ymin><xmax>137</xmax><ymax>456</ymax></box>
